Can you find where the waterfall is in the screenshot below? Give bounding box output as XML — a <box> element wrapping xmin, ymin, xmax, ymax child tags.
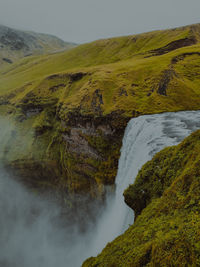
<box><xmin>89</xmin><ymin>110</ymin><xmax>200</xmax><ymax>256</ymax></box>
<box><xmin>1</xmin><ymin>111</ymin><xmax>200</xmax><ymax>267</ymax></box>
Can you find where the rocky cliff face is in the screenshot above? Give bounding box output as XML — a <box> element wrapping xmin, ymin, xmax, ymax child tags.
<box><xmin>60</xmin><ymin>111</ymin><xmax>128</xmax><ymax>196</ymax></box>
<box><xmin>1</xmin><ymin>103</ymin><xmax>128</xmax><ymax>202</ymax></box>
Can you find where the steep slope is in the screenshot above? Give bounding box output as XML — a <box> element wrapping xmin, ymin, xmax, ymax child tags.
<box><xmin>83</xmin><ymin>130</ymin><xmax>200</xmax><ymax>266</ymax></box>
<box><xmin>0</xmin><ymin>25</ymin><xmax>75</xmax><ymax>67</ymax></box>
<box><xmin>0</xmin><ymin>23</ymin><xmax>200</xmax><ymax>200</ymax></box>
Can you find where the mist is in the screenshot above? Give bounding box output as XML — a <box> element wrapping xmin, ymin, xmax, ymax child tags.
<box><xmin>0</xmin><ymin>116</ymin><xmax>103</xmax><ymax>267</ymax></box>
<box><xmin>0</xmin><ymin>168</ymin><xmax>98</xmax><ymax>267</ymax></box>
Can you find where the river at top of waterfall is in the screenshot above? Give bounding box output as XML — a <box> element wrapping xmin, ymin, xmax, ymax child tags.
<box><xmin>1</xmin><ymin>110</ymin><xmax>200</xmax><ymax>267</ymax></box>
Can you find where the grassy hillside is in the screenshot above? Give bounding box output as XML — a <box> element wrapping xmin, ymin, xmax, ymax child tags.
<box><xmin>0</xmin><ymin>25</ymin><xmax>75</xmax><ymax>68</ymax></box>
<box><xmin>1</xmin><ymin>23</ymin><xmax>200</xmax><ymax>114</ymax></box>
<box><xmin>83</xmin><ymin>130</ymin><xmax>200</xmax><ymax>266</ymax></box>
<box><xmin>0</xmin><ymin>23</ymin><xmax>200</xmax><ymax>199</ymax></box>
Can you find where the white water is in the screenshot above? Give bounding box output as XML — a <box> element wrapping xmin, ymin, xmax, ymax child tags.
<box><xmin>89</xmin><ymin>110</ymin><xmax>200</xmax><ymax>256</ymax></box>
<box><xmin>1</xmin><ymin>111</ymin><xmax>200</xmax><ymax>266</ymax></box>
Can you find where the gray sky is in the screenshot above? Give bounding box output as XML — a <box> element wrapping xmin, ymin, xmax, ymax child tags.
<box><xmin>0</xmin><ymin>0</ymin><xmax>199</xmax><ymax>43</ymax></box>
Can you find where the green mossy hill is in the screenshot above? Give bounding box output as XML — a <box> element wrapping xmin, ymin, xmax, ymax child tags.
<box><xmin>83</xmin><ymin>130</ymin><xmax>200</xmax><ymax>266</ymax></box>
<box><xmin>0</xmin><ymin>23</ymin><xmax>200</xmax><ymax>198</ymax></box>
<box><xmin>0</xmin><ymin>24</ymin><xmax>75</xmax><ymax>68</ymax></box>
<box><xmin>1</xmin><ymin>23</ymin><xmax>200</xmax><ymax>116</ymax></box>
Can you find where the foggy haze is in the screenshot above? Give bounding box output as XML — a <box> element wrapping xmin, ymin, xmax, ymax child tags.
<box><xmin>0</xmin><ymin>117</ymin><xmax>102</xmax><ymax>267</ymax></box>
<box><xmin>0</xmin><ymin>0</ymin><xmax>199</xmax><ymax>43</ymax></box>
<box><xmin>0</xmin><ymin>170</ymin><xmax>95</xmax><ymax>267</ymax></box>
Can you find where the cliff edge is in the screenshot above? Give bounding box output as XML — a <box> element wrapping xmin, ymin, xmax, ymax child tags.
<box><xmin>83</xmin><ymin>130</ymin><xmax>200</xmax><ymax>266</ymax></box>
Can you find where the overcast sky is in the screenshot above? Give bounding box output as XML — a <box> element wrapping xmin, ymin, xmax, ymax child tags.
<box><xmin>0</xmin><ymin>0</ymin><xmax>199</xmax><ymax>43</ymax></box>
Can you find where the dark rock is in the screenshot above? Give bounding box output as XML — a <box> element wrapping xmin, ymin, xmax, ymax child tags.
<box><xmin>157</xmin><ymin>69</ymin><xmax>175</xmax><ymax>96</ymax></box>
<box><xmin>2</xmin><ymin>57</ymin><xmax>13</xmax><ymax>64</ymax></box>
<box><xmin>118</xmin><ymin>88</ymin><xmax>128</xmax><ymax>96</ymax></box>
<box><xmin>131</xmin><ymin>83</ymin><xmax>138</xmax><ymax>87</ymax></box>
<box><xmin>69</xmin><ymin>72</ymin><xmax>87</xmax><ymax>82</ymax></box>
<box><xmin>150</xmin><ymin>37</ymin><xmax>197</xmax><ymax>56</ymax></box>
<box><xmin>49</xmin><ymin>83</ymin><xmax>66</xmax><ymax>92</ymax></box>
<box><xmin>171</xmin><ymin>52</ymin><xmax>200</xmax><ymax>64</ymax></box>
<box><xmin>46</xmin><ymin>72</ymin><xmax>88</xmax><ymax>83</ymax></box>
<box><xmin>91</xmin><ymin>89</ymin><xmax>104</xmax><ymax>113</ymax></box>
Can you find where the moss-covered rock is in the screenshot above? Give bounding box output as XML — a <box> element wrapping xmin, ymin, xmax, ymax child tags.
<box><xmin>83</xmin><ymin>130</ymin><xmax>200</xmax><ymax>266</ymax></box>
<box><xmin>0</xmin><ymin>101</ymin><xmax>127</xmax><ymax>200</ymax></box>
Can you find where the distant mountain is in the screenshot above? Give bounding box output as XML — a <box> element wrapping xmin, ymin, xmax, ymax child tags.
<box><xmin>0</xmin><ymin>25</ymin><xmax>76</xmax><ymax>66</ymax></box>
